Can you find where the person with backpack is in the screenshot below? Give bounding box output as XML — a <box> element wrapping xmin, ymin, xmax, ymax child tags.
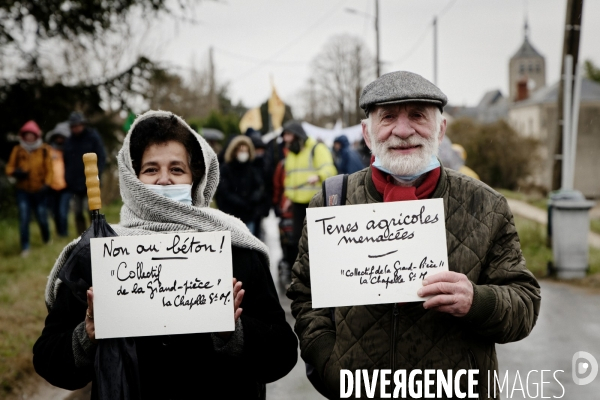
<box><xmin>282</xmin><ymin>121</ymin><xmax>336</xmax><ymax>274</ymax></box>
<box><xmin>287</xmin><ymin>71</ymin><xmax>540</xmax><ymax>398</ymax></box>
<box><xmin>6</xmin><ymin>120</ymin><xmax>53</xmax><ymax>257</ymax></box>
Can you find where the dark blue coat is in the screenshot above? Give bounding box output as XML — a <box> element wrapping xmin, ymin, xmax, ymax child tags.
<box><xmin>333</xmin><ymin>135</ymin><xmax>365</xmax><ymax>175</ymax></box>
<box><xmin>63</xmin><ymin>128</ymin><xmax>106</xmax><ymax>192</ymax></box>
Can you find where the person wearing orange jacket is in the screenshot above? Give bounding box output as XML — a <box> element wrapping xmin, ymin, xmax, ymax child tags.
<box><xmin>6</xmin><ymin>120</ymin><xmax>53</xmax><ymax>257</ymax></box>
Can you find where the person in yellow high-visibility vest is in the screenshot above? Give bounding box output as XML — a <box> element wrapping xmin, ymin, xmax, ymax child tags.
<box><xmin>282</xmin><ymin>121</ymin><xmax>336</xmax><ymax>280</ymax></box>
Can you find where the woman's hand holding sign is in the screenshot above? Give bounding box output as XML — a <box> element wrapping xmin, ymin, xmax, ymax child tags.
<box><xmin>417</xmin><ymin>271</ymin><xmax>473</xmax><ymax>317</ymax></box>
<box><xmin>86</xmin><ymin>287</ymin><xmax>97</xmax><ymax>343</ymax></box>
<box><xmin>231</xmin><ymin>278</ymin><xmax>245</xmax><ymax>322</ymax></box>
<box><xmin>216</xmin><ymin>278</ymin><xmax>245</xmax><ymax>341</ymax></box>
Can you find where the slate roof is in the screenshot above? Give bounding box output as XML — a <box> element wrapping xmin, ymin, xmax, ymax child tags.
<box><xmin>477</xmin><ymin>90</ymin><xmax>504</xmax><ymax>108</ymax></box>
<box><xmin>513</xmin><ymin>78</ymin><xmax>600</xmax><ymax>108</ymax></box>
<box><xmin>511</xmin><ymin>37</ymin><xmax>544</xmax><ymax>59</ymax></box>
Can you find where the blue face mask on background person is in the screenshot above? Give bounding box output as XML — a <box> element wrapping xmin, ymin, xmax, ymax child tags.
<box><xmin>373</xmin><ymin>155</ymin><xmax>440</xmax><ymax>184</ymax></box>
<box><xmin>144</xmin><ymin>184</ymin><xmax>193</xmax><ymax>205</ymax></box>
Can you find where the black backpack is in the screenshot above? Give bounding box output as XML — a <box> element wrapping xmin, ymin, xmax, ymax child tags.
<box><xmin>304</xmin><ymin>173</ymin><xmax>348</xmax><ymax>399</ymax></box>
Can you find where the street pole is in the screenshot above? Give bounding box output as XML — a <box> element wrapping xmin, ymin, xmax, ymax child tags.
<box><xmin>552</xmin><ymin>0</ymin><xmax>584</xmax><ymax>191</ymax></box>
<box><xmin>346</xmin><ymin>2</ymin><xmax>380</xmax><ymax>76</ymax></box>
<box><xmin>375</xmin><ymin>0</ymin><xmax>380</xmax><ymax>77</ymax></box>
<box><xmin>562</xmin><ymin>55</ymin><xmax>573</xmax><ymax>190</ymax></box>
<box><xmin>433</xmin><ymin>17</ymin><xmax>438</xmax><ymax>86</ymax></box>
<box><xmin>209</xmin><ymin>46</ymin><xmax>217</xmax><ymax>110</ymax></box>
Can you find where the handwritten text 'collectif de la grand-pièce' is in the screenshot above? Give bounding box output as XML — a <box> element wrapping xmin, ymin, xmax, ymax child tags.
<box><xmin>100</xmin><ymin>234</ymin><xmax>231</xmax><ymax>310</ymax></box>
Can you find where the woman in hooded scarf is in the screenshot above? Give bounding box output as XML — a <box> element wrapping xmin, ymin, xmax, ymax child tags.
<box><xmin>33</xmin><ymin>111</ymin><xmax>298</xmax><ymax>399</ymax></box>
<box><xmin>216</xmin><ymin>135</ymin><xmax>264</xmax><ymax>235</ymax></box>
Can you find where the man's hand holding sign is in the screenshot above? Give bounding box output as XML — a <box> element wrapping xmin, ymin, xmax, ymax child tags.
<box><xmin>419</xmin><ymin>271</ymin><xmax>474</xmax><ymax>317</ymax></box>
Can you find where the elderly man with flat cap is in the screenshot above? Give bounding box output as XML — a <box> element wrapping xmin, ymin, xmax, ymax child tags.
<box><xmin>287</xmin><ymin>71</ymin><xmax>540</xmax><ymax>399</ymax></box>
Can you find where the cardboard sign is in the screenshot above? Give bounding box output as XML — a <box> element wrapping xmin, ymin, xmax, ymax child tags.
<box><xmin>90</xmin><ymin>231</ymin><xmax>234</xmax><ymax>339</ymax></box>
<box><xmin>307</xmin><ymin>199</ymin><xmax>448</xmax><ymax>308</ymax></box>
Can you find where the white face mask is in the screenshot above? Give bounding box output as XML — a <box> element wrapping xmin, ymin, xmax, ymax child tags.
<box><xmin>236</xmin><ymin>152</ymin><xmax>250</xmax><ymax>163</ymax></box>
<box><xmin>144</xmin><ymin>184</ymin><xmax>193</xmax><ymax>205</ymax></box>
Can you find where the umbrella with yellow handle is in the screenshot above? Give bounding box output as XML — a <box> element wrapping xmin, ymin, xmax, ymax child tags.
<box><xmin>58</xmin><ymin>153</ymin><xmax>140</xmax><ymax>400</ymax></box>
<box><xmin>59</xmin><ymin>153</ymin><xmax>117</xmax><ymax>304</ymax></box>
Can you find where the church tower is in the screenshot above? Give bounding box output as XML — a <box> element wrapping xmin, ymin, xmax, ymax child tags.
<box><xmin>508</xmin><ymin>19</ymin><xmax>546</xmax><ymax>101</ymax></box>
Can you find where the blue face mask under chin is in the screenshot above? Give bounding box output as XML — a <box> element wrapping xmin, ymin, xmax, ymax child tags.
<box><xmin>144</xmin><ymin>184</ymin><xmax>193</xmax><ymax>205</ymax></box>
<box><xmin>372</xmin><ymin>155</ymin><xmax>440</xmax><ymax>184</ymax></box>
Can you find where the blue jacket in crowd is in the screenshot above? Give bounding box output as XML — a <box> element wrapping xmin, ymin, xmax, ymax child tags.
<box><xmin>333</xmin><ymin>135</ymin><xmax>365</xmax><ymax>175</ymax></box>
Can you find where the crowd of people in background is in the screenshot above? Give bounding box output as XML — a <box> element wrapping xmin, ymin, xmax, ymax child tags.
<box><xmin>6</xmin><ymin>108</ymin><xmax>472</xmax><ymax>274</ymax></box>
<box><xmin>5</xmin><ymin>112</ymin><xmax>106</xmax><ymax>257</ymax></box>
<box><xmin>211</xmin><ymin>121</ymin><xmax>373</xmax><ymax>286</ymax></box>
<box><xmin>22</xmin><ymin>70</ymin><xmax>531</xmax><ymax>400</ymax></box>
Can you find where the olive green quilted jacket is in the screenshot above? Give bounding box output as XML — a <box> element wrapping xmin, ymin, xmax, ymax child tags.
<box><xmin>287</xmin><ymin>166</ymin><xmax>541</xmax><ymax>399</ymax></box>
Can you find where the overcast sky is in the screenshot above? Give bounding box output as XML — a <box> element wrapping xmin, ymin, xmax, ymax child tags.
<box><xmin>139</xmin><ymin>0</ymin><xmax>599</xmax><ymax>117</ymax></box>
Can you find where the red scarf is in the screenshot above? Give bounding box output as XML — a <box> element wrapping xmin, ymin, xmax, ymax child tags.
<box><xmin>371</xmin><ymin>163</ymin><xmax>441</xmax><ymax>202</ymax></box>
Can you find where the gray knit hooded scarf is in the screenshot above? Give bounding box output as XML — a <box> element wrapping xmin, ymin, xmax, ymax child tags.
<box><xmin>45</xmin><ymin>110</ymin><xmax>269</xmax><ymax>308</ymax></box>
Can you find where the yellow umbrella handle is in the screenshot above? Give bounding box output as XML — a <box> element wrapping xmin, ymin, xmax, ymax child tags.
<box><xmin>83</xmin><ymin>153</ymin><xmax>102</xmax><ymax>211</ymax></box>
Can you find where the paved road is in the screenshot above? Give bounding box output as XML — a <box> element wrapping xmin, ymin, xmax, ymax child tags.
<box><xmin>264</xmin><ymin>211</ymin><xmax>326</xmax><ymax>399</ymax></box>
<box><xmin>33</xmin><ymin>211</ymin><xmax>600</xmax><ymax>399</ymax></box>
<box><xmin>495</xmin><ymin>280</ymin><xmax>600</xmax><ymax>399</ymax></box>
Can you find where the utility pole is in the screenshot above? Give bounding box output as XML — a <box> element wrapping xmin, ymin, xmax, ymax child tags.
<box><xmin>375</xmin><ymin>0</ymin><xmax>380</xmax><ymax>77</ymax></box>
<box><xmin>552</xmin><ymin>0</ymin><xmax>584</xmax><ymax>190</ymax></box>
<box><xmin>433</xmin><ymin>17</ymin><xmax>438</xmax><ymax>86</ymax></box>
<box><xmin>346</xmin><ymin>1</ymin><xmax>381</xmax><ymax>76</ymax></box>
<box><xmin>208</xmin><ymin>46</ymin><xmax>217</xmax><ymax>111</ymax></box>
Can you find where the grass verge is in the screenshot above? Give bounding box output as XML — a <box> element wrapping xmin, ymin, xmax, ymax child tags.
<box><xmin>0</xmin><ymin>201</ymin><xmax>121</xmax><ymax>398</ymax></box>
<box><xmin>515</xmin><ymin>215</ymin><xmax>600</xmax><ymax>278</ymax></box>
<box><xmin>500</xmin><ymin>188</ymin><xmax>600</xmax><ymax>235</ymax></box>
<box><xmin>497</xmin><ymin>189</ymin><xmax>547</xmax><ymax>210</ymax></box>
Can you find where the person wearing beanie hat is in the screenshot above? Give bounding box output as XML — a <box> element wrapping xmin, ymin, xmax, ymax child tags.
<box><xmin>6</xmin><ymin>120</ymin><xmax>53</xmax><ymax>256</ymax></box>
<box><xmin>287</xmin><ymin>71</ymin><xmax>540</xmax><ymax>398</ymax></box>
<box><xmin>281</xmin><ymin>120</ymin><xmax>336</xmax><ymax>286</ymax></box>
<box><xmin>68</xmin><ymin>111</ymin><xmax>87</xmax><ymax>128</ymax></box>
<box><xmin>46</xmin><ymin>122</ymin><xmax>71</xmax><ymax>237</ymax></box>
<box><xmin>63</xmin><ymin>111</ymin><xmax>106</xmax><ymax>235</ymax></box>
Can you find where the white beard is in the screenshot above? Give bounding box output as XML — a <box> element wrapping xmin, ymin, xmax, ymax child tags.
<box><xmin>369</xmin><ymin>129</ymin><xmax>440</xmax><ymax>176</ymax></box>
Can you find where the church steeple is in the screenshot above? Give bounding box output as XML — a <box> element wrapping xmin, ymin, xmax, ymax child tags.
<box><xmin>508</xmin><ymin>19</ymin><xmax>546</xmax><ymax>101</ymax></box>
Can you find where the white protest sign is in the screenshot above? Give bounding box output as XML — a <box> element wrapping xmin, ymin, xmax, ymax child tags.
<box><xmin>90</xmin><ymin>231</ymin><xmax>234</xmax><ymax>339</ymax></box>
<box><xmin>307</xmin><ymin>198</ymin><xmax>448</xmax><ymax>308</ymax></box>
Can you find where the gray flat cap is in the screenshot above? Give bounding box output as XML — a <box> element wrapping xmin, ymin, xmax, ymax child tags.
<box><xmin>359</xmin><ymin>71</ymin><xmax>447</xmax><ymax>115</ymax></box>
